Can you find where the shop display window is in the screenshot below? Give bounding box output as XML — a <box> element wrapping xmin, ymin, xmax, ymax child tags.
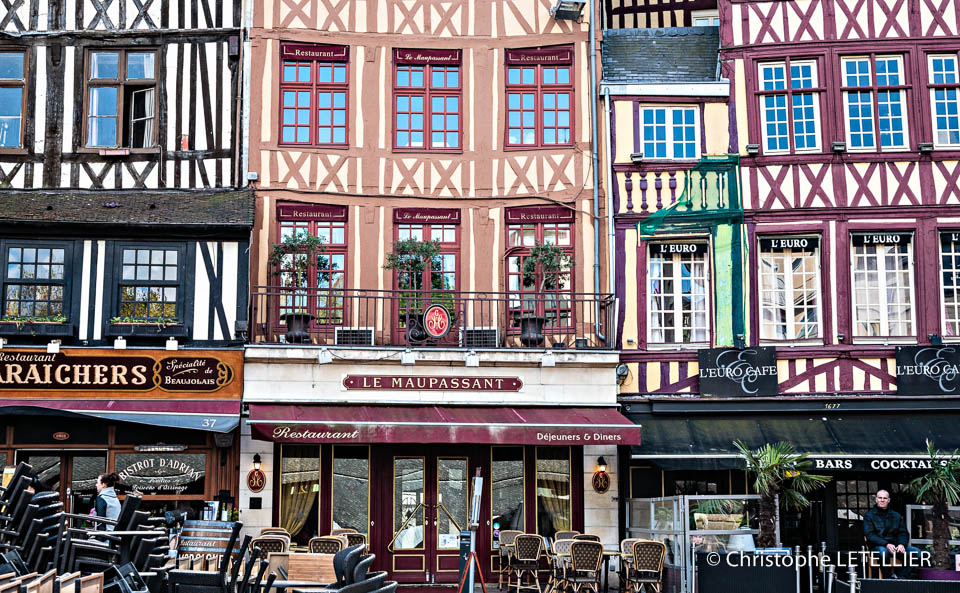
<box><xmin>535</xmin><ymin>447</ymin><xmax>571</xmax><ymax>540</ymax></box>
<box><xmin>491</xmin><ymin>447</ymin><xmax>524</xmax><ymax>548</ymax></box>
<box><xmin>332</xmin><ymin>445</ymin><xmax>369</xmax><ymax>536</ymax></box>
<box><xmin>279</xmin><ymin>444</ymin><xmax>320</xmax><ymax>544</ymax></box>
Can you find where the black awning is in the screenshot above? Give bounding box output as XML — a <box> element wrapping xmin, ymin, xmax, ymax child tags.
<box><xmin>629</xmin><ymin>412</ymin><xmax>960</xmax><ymax>470</ymax></box>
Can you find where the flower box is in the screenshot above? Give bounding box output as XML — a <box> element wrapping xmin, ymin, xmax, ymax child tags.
<box><xmin>106</xmin><ymin>322</ymin><xmax>189</xmax><ymax>338</ymax></box>
<box><xmin>0</xmin><ymin>321</ymin><xmax>74</xmax><ymax>337</ymax></box>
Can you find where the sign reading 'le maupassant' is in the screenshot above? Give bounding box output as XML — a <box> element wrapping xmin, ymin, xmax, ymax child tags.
<box><xmin>0</xmin><ymin>350</ymin><xmax>234</xmax><ymax>392</ymax></box>
<box><xmin>343</xmin><ymin>375</ymin><xmax>523</xmax><ymax>391</ymax></box>
<box><xmin>895</xmin><ymin>346</ymin><xmax>960</xmax><ymax>395</ymax></box>
<box><xmin>697</xmin><ymin>347</ymin><xmax>779</xmax><ymax>397</ymax></box>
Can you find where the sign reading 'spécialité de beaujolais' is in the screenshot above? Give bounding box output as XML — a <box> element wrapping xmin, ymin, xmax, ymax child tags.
<box><xmin>895</xmin><ymin>345</ymin><xmax>960</xmax><ymax>395</ymax></box>
<box><xmin>697</xmin><ymin>347</ymin><xmax>779</xmax><ymax>397</ymax></box>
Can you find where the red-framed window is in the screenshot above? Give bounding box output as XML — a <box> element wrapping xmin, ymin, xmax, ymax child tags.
<box><xmin>505</xmin><ymin>46</ymin><xmax>574</xmax><ymax>148</ymax></box>
<box><xmin>275</xmin><ymin>203</ymin><xmax>348</xmax><ymax>325</ymax></box>
<box><xmin>505</xmin><ymin>207</ymin><xmax>575</xmax><ymax>329</ymax></box>
<box><xmin>279</xmin><ymin>43</ymin><xmax>349</xmax><ymax>147</ymax></box>
<box><xmin>393</xmin><ymin>49</ymin><xmax>462</xmax><ymax>151</ymax></box>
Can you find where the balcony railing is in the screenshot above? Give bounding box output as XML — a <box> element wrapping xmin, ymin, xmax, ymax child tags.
<box><xmin>250</xmin><ymin>286</ymin><xmax>615</xmax><ymax>349</ymax></box>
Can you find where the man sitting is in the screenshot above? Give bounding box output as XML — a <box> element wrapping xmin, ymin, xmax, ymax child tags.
<box><xmin>863</xmin><ymin>490</ymin><xmax>922</xmax><ymax>579</ymax></box>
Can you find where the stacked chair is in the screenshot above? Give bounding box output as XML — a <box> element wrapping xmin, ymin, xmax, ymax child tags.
<box><xmin>623</xmin><ymin>541</ymin><xmax>665</xmax><ymax>593</ymax></box>
<box><xmin>0</xmin><ymin>463</ymin><xmax>66</xmax><ymax>574</ymax></box>
<box><xmin>328</xmin><ymin>544</ymin><xmax>393</xmax><ymax>593</ymax></box>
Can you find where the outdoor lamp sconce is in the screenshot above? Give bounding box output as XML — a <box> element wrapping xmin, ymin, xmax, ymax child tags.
<box><xmin>597</xmin><ymin>456</ymin><xmax>607</xmax><ymax>473</ymax></box>
<box><xmin>317</xmin><ymin>348</ymin><xmax>333</xmax><ymax>365</ymax></box>
<box><xmin>929</xmin><ymin>333</ymin><xmax>944</xmax><ymax>346</ymax></box>
<box><xmin>745</xmin><ymin>144</ymin><xmax>760</xmax><ymax>155</ymax></box>
<box><xmin>734</xmin><ymin>333</ymin><xmax>746</xmax><ymax>349</ymax></box>
<box><xmin>540</xmin><ymin>350</ymin><xmax>557</xmax><ymax>368</ymax></box>
<box><xmin>615</xmin><ymin>363</ymin><xmax>629</xmax><ymax>385</ymax></box>
<box><xmin>465</xmin><ymin>350</ymin><xmax>480</xmax><ymax>367</ymax></box>
<box><xmin>551</xmin><ymin>0</ymin><xmax>586</xmax><ymax>21</ymax></box>
<box><xmin>832</xmin><ymin>141</ymin><xmax>846</xmax><ymax>153</ymax></box>
<box><xmin>253</xmin><ymin>454</ymin><xmax>262</xmax><ymax>471</ymax></box>
<box><xmin>837</xmin><ymin>332</ymin><xmax>846</xmax><ymax>343</ymax></box>
<box><xmin>47</xmin><ymin>340</ymin><xmax>60</xmax><ymax>354</ymax></box>
<box><xmin>400</xmin><ymin>349</ymin><xmax>417</xmax><ymax>365</ymax></box>
<box><xmin>919</xmin><ymin>142</ymin><xmax>934</xmax><ymax>153</ymax></box>
<box><xmin>114</xmin><ymin>337</ymin><xmax>127</xmax><ymax>349</ymax></box>
<box><xmin>166</xmin><ymin>337</ymin><xmax>178</xmax><ymax>351</ymax></box>
<box><xmin>629</xmin><ymin>152</ymin><xmax>644</xmax><ymax>164</ymax></box>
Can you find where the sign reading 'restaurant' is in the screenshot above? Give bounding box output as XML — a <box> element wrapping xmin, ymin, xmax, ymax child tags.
<box><xmin>896</xmin><ymin>345</ymin><xmax>960</xmax><ymax>395</ymax></box>
<box><xmin>697</xmin><ymin>347</ymin><xmax>779</xmax><ymax>397</ymax></box>
<box><xmin>343</xmin><ymin>375</ymin><xmax>523</xmax><ymax>391</ymax></box>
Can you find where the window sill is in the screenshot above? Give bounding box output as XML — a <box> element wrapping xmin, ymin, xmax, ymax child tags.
<box><xmin>106</xmin><ymin>322</ymin><xmax>188</xmax><ymax>338</ymax></box>
<box><xmin>276</xmin><ymin>143</ymin><xmax>350</xmax><ymax>151</ymax></box>
<box><xmin>0</xmin><ymin>321</ymin><xmax>74</xmax><ymax>337</ymax></box>
<box><xmin>76</xmin><ymin>147</ymin><xmax>161</xmax><ymax>155</ymax></box>
<box><xmin>850</xmin><ymin>337</ymin><xmax>917</xmax><ymax>346</ymax></box>
<box><xmin>645</xmin><ymin>342</ymin><xmax>710</xmax><ymax>350</ymax></box>
<box><xmin>759</xmin><ymin>339</ymin><xmax>824</xmax><ymax>347</ymax></box>
<box><xmin>503</xmin><ymin>143</ymin><xmax>576</xmax><ymax>152</ymax></box>
<box><xmin>0</xmin><ymin>147</ymin><xmax>29</xmax><ymax>156</ymax></box>
<box><xmin>391</xmin><ymin>147</ymin><xmax>464</xmax><ymax>155</ymax></box>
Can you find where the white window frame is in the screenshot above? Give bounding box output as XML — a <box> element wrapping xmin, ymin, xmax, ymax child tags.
<box><xmin>850</xmin><ymin>235</ymin><xmax>916</xmax><ymax>340</ymax></box>
<box><xmin>929</xmin><ymin>54</ymin><xmax>960</xmax><ymax>149</ymax></box>
<box><xmin>940</xmin><ymin>233</ymin><xmax>960</xmax><ymax>340</ymax></box>
<box><xmin>691</xmin><ymin>9</ymin><xmax>720</xmax><ymax>26</ymax></box>
<box><xmin>757</xmin><ymin>60</ymin><xmax>822</xmax><ymax>155</ymax></box>
<box><xmin>639</xmin><ymin>105</ymin><xmax>700</xmax><ymax>161</ymax></box>
<box><xmin>647</xmin><ymin>242</ymin><xmax>711</xmax><ymax>346</ymax></box>
<box><xmin>841</xmin><ymin>55</ymin><xmax>909</xmax><ymax>153</ymax></box>
<box><xmin>758</xmin><ymin>239</ymin><xmax>822</xmax><ymax>343</ymax></box>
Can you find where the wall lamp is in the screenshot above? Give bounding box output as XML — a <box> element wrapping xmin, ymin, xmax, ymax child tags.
<box><xmin>629</xmin><ymin>152</ymin><xmax>644</xmax><ymax>164</ymax></box>
<box><xmin>919</xmin><ymin>142</ymin><xmax>934</xmax><ymax>153</ymax></box>
<box><xmin>615</xmin><ymin>363</ymin><xmax>629</xmax><ymax>385</ymax></box>
<box><xmin>550</xmin><ymin>0</ymin><xmax>586</xmax><ymax>21</ymax></box>
<box><xmin>745</xmin><ymin>144</ymin><xmax>760</xmax><ymax>155</ymax></box>
<box><xmin>541</xmin><ymin>351</ymin><xmax>557</xmax><ymax>368</ymax></box>
<box><xmin>401</xmin><ymin>349</ymin><xmax>417</xmax><ymax>365</ymax></box>
<box><xmin>317</xmin><ymin>348</ymin><xmax>333</xmax><ymax>365</ymax></box>
<box><xmin>253</xmin><ymin>454</ymin><xmax>262</xmax><ymax>471</ymax></box>
<box><xmin>597</xmin><ymin>456</ymin><xmax>608</xmax><ymax>472</ymax></box>
<box><xmin>832</xmin><ymin>141</ymin><xmax>846</xmax><ymax>153</ymax></box>
<box><xmin>929</xmin><ymin>334</ymin><xmax>944</xmax><ymax>346</ymax></box>
<box><xmin>465</xmin><ymin>351</ymin><xmax>480</xmax><ymax>367</ymax></box>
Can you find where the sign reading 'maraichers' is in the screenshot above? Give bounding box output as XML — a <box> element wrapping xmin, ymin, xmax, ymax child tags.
<box><xmin>343</xmin><ymin>375</ymin><xmax>523</xmax><ymax>391</ymax></box>
<box><xmin>0</xmin><ymin>350</ymin><xmax>235</xmax><ymax>393</ymax></box>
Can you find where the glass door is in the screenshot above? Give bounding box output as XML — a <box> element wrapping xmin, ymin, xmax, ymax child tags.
<box><xmin>17</xmin><ymin>451</ymin><xmax>107</xmax><ymax>514</ymax></box>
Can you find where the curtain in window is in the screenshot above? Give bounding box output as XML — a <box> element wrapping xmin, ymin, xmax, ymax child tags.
<box><xmin>280</xmin><ymin>445</ymin><xmax>319</xmax><ymax>540</ymax></box>
<box><xmin>536</xmin><ymin>447</ymin><xmax>571</xmax><ymax>539</ymax></box>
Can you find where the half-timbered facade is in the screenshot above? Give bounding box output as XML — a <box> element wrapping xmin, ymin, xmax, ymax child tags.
<box><xmin>239</xmin><ymin>0</ymin><xmax>631</xmax><ymax>580</ymax></box>
<box><xmin>614</xmin><ymin>0</ymin><xmax>960</xmax><ymax>558</ymax></box>
<box><xmin>0</xmin><ymin>0</ymin><xmax>250</xmax><ymax>522</ymax></box>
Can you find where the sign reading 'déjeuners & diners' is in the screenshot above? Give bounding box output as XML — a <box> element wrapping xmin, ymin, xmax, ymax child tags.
<box><xmin>697</xmin><ymin>347</ymin><xmax>779</xmax><ymax>397</ymax></box>
<box><xmin>0</xmin><ymin>349</ymin><xmax>237</xmax><ymax>394</ymax></box>
<box><xmin>343</xmin><ymin>375</ymin><xmax>523</xmax><ymax>391</ymax></box>
<box><xmin>895</xmin><ymin>345</ymin><xmax>960</xmax><ymax>395</ymax></box>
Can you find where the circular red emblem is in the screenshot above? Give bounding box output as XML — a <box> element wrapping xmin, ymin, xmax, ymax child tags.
<box><xmin>423</xmin><ymin>304</ymin><xmax>451</xmax><ymax>339</ymax></box>
<box><xmin>53</xmin><ymin>432</ymin><xmax>69</xmax><ymax>441</ymax></box>
<box><xmin>592</xmin><ymin>471</ymin><xmax>610</xmax><ymax>494</ymax></box>
<box><xmin>247</xmin><ymin>469</ymin><xmax>266</xmax><ymax>493</ymax></box>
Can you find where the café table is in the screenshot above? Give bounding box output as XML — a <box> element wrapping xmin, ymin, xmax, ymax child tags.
<box><xmin>258</xmin><ymin>579</ymin><xmax>331</xmax><ymax>593</ymax></box>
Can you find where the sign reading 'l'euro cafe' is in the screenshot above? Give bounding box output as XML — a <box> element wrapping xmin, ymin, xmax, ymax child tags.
<box><xmin>0</xmin><ymin>348</ymin><xmax>241</xmax><ymax>396</ymax></box>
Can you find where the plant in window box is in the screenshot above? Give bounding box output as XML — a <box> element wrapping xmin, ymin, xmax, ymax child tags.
<box><xmin>106</xmin><ymin>315</ymin><xmax>186</xmax><ymax>338</ymax></box>
<box><xmin>383</xmin><ymin>238</ymin><xmax>443</xmax><ymax>343</ymax></box>
<box><xmin>0</xmin><ymin>314</ymin><xmax>70</xmax><ymax>336</ymax></box>
<box><xmin>269</xmin><ymin>230</ymin><xmax>327</xmax><ymax>344</ymax></box>
<box><xmin>518</xmin><ymin>242</ymin><xmax>574</xmax><ymax>347</ymax></box>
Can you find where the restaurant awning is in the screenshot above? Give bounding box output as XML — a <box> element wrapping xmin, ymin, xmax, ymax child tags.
<box><xmin>0</xmin><ymin>399</ymin><xmax>241</xmax><ymax>432</ymax></box>
<box><xmin>248</xmin><ymin>404</ymin><xmax>641</xmax><ymax>445</ymax></box>
<box><xmin>629</xmin><ymin>413</ymin><xmax>960</xmax><ymax>470</ymax></box>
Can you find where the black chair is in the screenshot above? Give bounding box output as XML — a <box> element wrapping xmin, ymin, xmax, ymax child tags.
<box><xmin>226</xmin><ymin>536</ymin><xmax>252</xmax><ymax>593</ymax></box>
<box><xmin>236</xmin><ymin>546</ymin><xmax>262</xmax><ymax>593</ymax></box>
<box><xmin>369</xmin><ymin>582</ymin><xmax>397</xmax><ymax>593</ymax></box>
<box><xmin>167</xmin><ymin>522</ymin><xmax>242</xmax><ymax>593</ymax></box>
<box><xmin>332</xmin><ymin>545</ymin><xmax>365</xmax><ymax>588</ymax></box>
<box><xmin>352</xmin><ymin>556</ymin><xmax>374</xmax><ymax>583</ymax></box>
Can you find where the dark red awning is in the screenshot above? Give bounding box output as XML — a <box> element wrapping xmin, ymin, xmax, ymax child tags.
<box><xmin>0</xmin><ymin>399</ymin><xmax>240</xmax><ymax>432</ymax></box>
<box><xmin>248</xmin><ymin>404</ymin><xmax>641</xmax><ymax>445</ymax></box>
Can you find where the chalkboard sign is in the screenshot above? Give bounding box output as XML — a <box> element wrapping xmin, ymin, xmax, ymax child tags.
<box><xmin>895</xmin><ymin>345</ymin><xmax>960</xmax><ymax>395</ymax></box>
<box><xmin>697</xmin><ymin>347</ymin><xmax>779</xmax><ymax>397</ymax></box>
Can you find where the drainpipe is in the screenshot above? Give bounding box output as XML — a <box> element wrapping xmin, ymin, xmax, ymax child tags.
<box><xmin>588</xmin><ymin>0</ymin><xmax>605</xmax><ymax>343</ymax></box>
<box><xmin>603</xmin><ymin>86</ymin><xmax>615</xmax><ymax>326</ymax></box>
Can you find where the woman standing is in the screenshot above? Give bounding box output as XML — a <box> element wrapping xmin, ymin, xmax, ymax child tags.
<box><xmin>94</xmin><ymin>472</ymin><xmax>122</xmax><ymax>531</ymax></box>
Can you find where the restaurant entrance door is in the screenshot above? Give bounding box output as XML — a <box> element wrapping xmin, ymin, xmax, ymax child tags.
<box><xmin>17</xmin><ymin>450</ymin><xmax>107</xmax><ymax>515</ymax></box>
<box><xmin>381</xmin><ymin>447</ymin><xmax>483</xmax><ymax>584</ymax></box>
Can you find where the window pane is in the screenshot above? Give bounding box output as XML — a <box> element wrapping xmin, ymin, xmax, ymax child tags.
<box><xmin>0</xmin><ymin>87</ymin><xmax>21</xmax><ymax>147</ymax></box>
<box><xmin>332</xmin><ymin>446</ymin><xmax>369</xmax><ymax>537</ymax></box>
<box><xmin>126</xmin><ymin>53</ymin><xmax>155</xmax><ymax>79</ymax></box>
<box><xmin>90</xmin><ymin>52</ymin><xmax>120</xmax><ymax>79</ymax></box>
<box><xmin>491</xmin><ymin>447</ymin><xmax>524</xmax><ymax>548</ymax></box>
<box><xmin>536</xmin><ymin>447</ymin><xmax>570</xmax><ymax>540</ymax></box>
<box><xmin>437</xmin><ymin>458</ymin><xmax>468</xmax><ymax>550</ymax></box>
<box><xmin>0</xmin><ymin>53</ymin><xmax>23</xmax><ymax>79</ymax></box>
<box><xmin>279</xmin><ymin>445</ymin><xmax>320</xmax><ymax>543</ymax></box>
<box><xmin>393</xmin><ymin>458</ymin><xmax>425</xmax><ymax>550</ymax></box>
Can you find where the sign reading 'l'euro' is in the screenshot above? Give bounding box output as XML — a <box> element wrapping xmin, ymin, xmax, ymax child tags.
<box><xmin>343</xmin><ymin>375</ymin><xmax>523</xmax><ymax>391</ymax></box>
<box><xmin>895</xmin><ymin>345</ymin><xmax>960</xmax><ymax>395</ymax></box>
<box><xmin>697</xmin><ymin>347</ymin><xmax>779</xmax><ymax>397</ymax></box>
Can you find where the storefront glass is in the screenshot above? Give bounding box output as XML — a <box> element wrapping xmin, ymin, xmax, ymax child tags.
<box><xmin>536</xmin><ymin>447</ymin><xmax>571</xmax><ymax>539</ymax></box>
<box><xmin>437</xmin><ymin>458</ymin><xmax>467</xmax><ymax>550</ymax></box>
<box><xmin>491</xmin><ymin>446</ymin><xmax>524</xmax><ymax>548</ymax></box>
<box><xmin>332</xmin><ymin>445</ymin><xmax>369</xmax><ymax>536</ymax></box>
<box><xmin>280</xmin><ymin>444</ymin><xmax>320</xmax><ymax>543</ymax></box>
<box><xmin>24</xmin><ymin>454</ymin><xmax>61</xmax><ymax>490</ymax></box>
<box><xmin>70</xmin><ymin>454</ymin><xmax>107</xmax><ymax>515</ymax></box>
<box><xmin>393</xmin><ymin>457</ymin><xmax>425</xmax><ymax>550</ymax></box>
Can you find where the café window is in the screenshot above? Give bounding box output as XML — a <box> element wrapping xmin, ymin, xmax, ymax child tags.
<box><xmin>536</xmin><ymin>447</ymin><xmax>571</xmax><ymax>540</ymax></box>
<box><xmin>3</xmin><ymin>243</ymin><xmax>69</xmax><ymax>322</ymax></box>
<box><xmin>279</xmin><ymin>444</ymin><xmax>321</xmax><ymax>543</ymax></box>
<box><xmin>114</xmin><ymin>453</ymin><xmax>206</xmax><ymax>496</ymax></box>
<box><xmin>505</xmin><ymin>46</ymin><xmax>574</xmax><ymax>147</ymax></box>
<box><xmin>276</xmin><ymin>203</ymin><xmax>348</xmax><ymax>325</ymax></box>
<box><xmin>491</xmin><ymin>446</ymin><xmax>524</xmax><ymax>549</ymax></box>
<box><xmin>280</xmin><ymin>43</ymin><xmax>349</xmax><ymax>146</ymax></box>
<box><xmin>759</xmin><ymin>237</ymin><xmax>821</xmax><ymax>341</ymax></box>
<box><xmin>941</xmin><ymin>232</ymin><xmax>960</xmax><ymax>338</ymax></box>
<box><xmin>851</xmin><ymin>233</ymin><xmax>914</xmax><ymax>337</ymax></box>
<box><xmin>393</xmin><ymin>49</ymin><xmax>461</xmax><ymax>151</ymax></box>
<box><xmin>85</xmin><ymin>49</ymin><xmax>157</xmax><ymax>148</ymax></box>
<box><xmin>116</xmin><ymin>244</ymin><xmax>185</xmax><ymax>321</ymax></box>
<box><xmin>0</xmin><ymin>51</ymin><xmax>25</xmax><ymax>148</ymax></box>
<box><xmin>332</xmin><ymin>445</ymin><xmax>369</xmax><ymax>536</ymax></box>
<box><xmin>648</xmin><ymin>242</ymin><xmax>709</xmax><ymax>344</ymax></box>
<box><xmin>506</xmin><ymin>207</ymin><xmax>574</xmax><ymax>331</ymax></box>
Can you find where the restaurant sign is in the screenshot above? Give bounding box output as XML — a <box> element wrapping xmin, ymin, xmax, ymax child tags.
<box><xmin>895</xmin><ymin>345</ymin><xmax>960</xmax><ymax>395</ymax></box>
<box><xmin>343</xmin><ymin>375</ymin><xmax>523</xmax><ymax>391</ymax></box>
<box><xmin>697</xmin><ymin>347</ymin><xmax>779</xmax><ymax>397</ymax></box>
<box><xmin>0</xmin><ymin>349</ymin><xmax>240</xmax><ymax>396</ymax></box>
<box><xmin>812</xmin><ymin>456</ymin><xmax>949</xmax><ymax>472</ymax></box>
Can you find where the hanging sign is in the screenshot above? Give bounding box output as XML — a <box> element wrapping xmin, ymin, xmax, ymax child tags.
<box><xmin>697</xmin><ymin>347</ymin><xmax>779</xmax><ymax>397</ymax></box>
<box><xmin>852</xmin><ymin>233</ymin><xmax>911</xmax><ymax>246</ymax></box>
<box><xmin>423</xmin><ymin>305</ymin><xmax>452</xmax><ymax>339</ymax></box>
<box><xmin>592</xmin><ymin>470</ymin><xmax>610</xmax><ymax>494</ymax></box>
<box><xmin>895</xmin><ymin>346</ymin><xmax>960</xmax><ymax>395</ymax></box>
<box><xmin>246</xmin><ymin>469</ymin><xmax>266</xmax><ymax>493</ymax></box>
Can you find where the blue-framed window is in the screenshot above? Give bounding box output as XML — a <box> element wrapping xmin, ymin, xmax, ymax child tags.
<box><xmin>757</xmin><ymin>60</ymin><xmax>821</xmax><ymax>154</ymax></box>
<box><xmin>842</xmin><ymin>55</ymin><xmax>908</xmax><ymax>151</ymax></box>
<box><xmin>641</xmin><ymin>107</ymin><xmax>698</xmax><ymax>160</ymax></box>
<box><xmin>930</xmin><ymin>55</ymin><xmax>960</xmax><ymax>148</ymax></box>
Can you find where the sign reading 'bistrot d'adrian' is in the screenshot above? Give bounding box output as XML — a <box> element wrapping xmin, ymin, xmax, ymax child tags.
<box><xmin>0</xmin><ymin>349</ymin><xmax>236</xmax><ymax>393</ymax></box>
<box><xmin>343</xmin><ymin>375</ymin><xmax>523</xmax><ymax>391</ymax></box>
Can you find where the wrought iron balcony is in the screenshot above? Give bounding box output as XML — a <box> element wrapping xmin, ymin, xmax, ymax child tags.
<box><xmin>249</xmin><ymin>286</ymin><xmax>615</xmax><ymax>349</ymax></box>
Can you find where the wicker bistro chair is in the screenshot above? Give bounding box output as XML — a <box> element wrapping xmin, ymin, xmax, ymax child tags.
<box><xmin>618</xmin><ymin>539</ymin><xmax>641</xmax><ymax>591</ymax></box>
<box><xmin>330</xmin><ymin>528</ymin><xmax>357</xmax><ymax>536</ymax></box>
<box><xmin>497</xmin><ymin>530</ymin><xmax>524</xmax><ymax>589</ymax></box>
<box><xmin>344</xmin><ymin>533</ymin><xmax>367</xmax><ymax>551</ymax></box>
<box><xmin>547</xmin><ymin>539</ymin><xmax>576</xmax><ymax>593</ymax></box>
<box><xmin>626</xmin><ymin>541</ymin><xmax>666</xmax><ymax>593</ymax></box>
<box><xmin>566</xmin><ymin>541</ymin><xmax>603</xmax><ymax>593</ymax></box>
<box><xmin>573</xmin><ymin>534</ymin><xmax>601</xmax><ymax>542</ymax></box>
<box><xmin>554</xmin><ymin>531</ymin><xmax>580</xmax><ymax>542</ymax></box>
<box><xmin>251</xmin><ymin>536</ymin><xmax>289</xmax><ymax>555</ymax></box>
<box><xmin>308</xmin><ymin>537</ymin><xmax>344</xmax><ymax>555</ymax></box>
<box><xmin>260</xmin><ymin>528</ymin><xmax>290</xmax><ymax>537</ymax></box>
<box><xmin>512</xmin><ymin>535</ymin><xmax>544</xmax><ymax>593</ymax></box>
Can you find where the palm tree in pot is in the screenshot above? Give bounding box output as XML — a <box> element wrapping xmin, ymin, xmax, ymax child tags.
<box><xmin>734</xmin><ymin>440</ymin><xmax>831</xmax><ymax>548</ymax></box>
<box><xmin>383</xmin><ymin>238</ymin><xmax>442</xmax><ymax>343</ymax></box>
<box><xmin>269</xmin><ymin>230</ymin><xmax>326</xmax><ymax>343</ymax></box>
<box><xmin>518</xmin><ymin>242</ymin><xmax>574</xmax><ymax>347</ymax></box>
<box><xmin>910</xmin><ymin>440</ymin><xmax>960</xmax><ymax>578</ymax></box>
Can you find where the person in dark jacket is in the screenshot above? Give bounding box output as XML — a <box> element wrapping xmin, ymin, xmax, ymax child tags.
<box><xmin>863</xmin><ymin>489</ymin><xmax>921</xmax><ymax>578</ymax></box>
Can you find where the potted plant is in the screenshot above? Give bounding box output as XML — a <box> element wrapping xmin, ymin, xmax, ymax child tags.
<box><xmin>911</xmin><ymin>440</ymin><xmax>960</xmax><ymax>581</ymax></box>
<box><xmin>383</xmin><ymin>238</ymin><xmax>442</xmax><ymax>343</ymax></box>
<box><xmin>269</xmin><ymin>230</ymin><xmax>326</xmax><ymax>344</ymax></box>
<box><xmin>518</xmin><ymin>242</ymin><xmax>574</xmax><ymax>347</ymax></box>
